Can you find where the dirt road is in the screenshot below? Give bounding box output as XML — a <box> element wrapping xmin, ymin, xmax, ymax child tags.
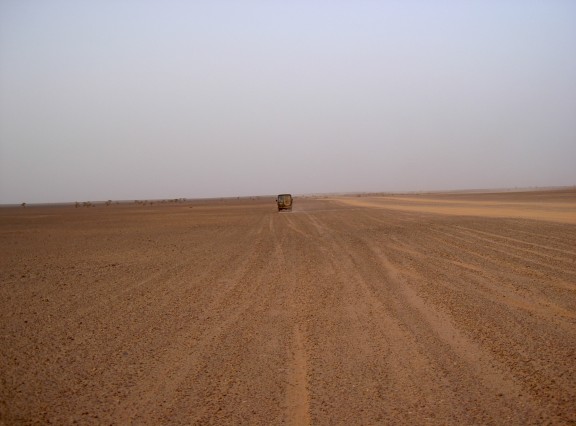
<box><xmin>1</xmin><ymin>190</ymin><xmax>575</xmax><ymax>424</ymax></box>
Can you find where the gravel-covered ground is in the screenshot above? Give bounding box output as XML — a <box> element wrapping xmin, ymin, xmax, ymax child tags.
<box><xmin>1</xmin><ymin>190</ymin><xmax>575</xmax><ymax>424</ymax></box>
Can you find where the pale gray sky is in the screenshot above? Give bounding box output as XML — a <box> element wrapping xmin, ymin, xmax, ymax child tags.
<box><xmin>1</xmin><ymin>0</ymin><xmax>575</xmax><ymax>203</ymax></box>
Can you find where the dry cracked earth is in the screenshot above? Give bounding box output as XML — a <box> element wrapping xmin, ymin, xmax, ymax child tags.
<box><xmin>1</xmin><ymin>190</ymin><xmax>575</xmax><ymax>424</ymax></box>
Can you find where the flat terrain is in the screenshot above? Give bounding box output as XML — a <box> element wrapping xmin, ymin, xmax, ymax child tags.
<box><xmin>1</xmin><ymin>189</ymin><xmax>575</xmax><ymax>424</ymax></box>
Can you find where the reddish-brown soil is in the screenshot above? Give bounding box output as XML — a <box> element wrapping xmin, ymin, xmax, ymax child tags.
<box><xmin>1</xmin><ymin>190</ymin><xmax>575</xmax><ymax>424</ymax></box>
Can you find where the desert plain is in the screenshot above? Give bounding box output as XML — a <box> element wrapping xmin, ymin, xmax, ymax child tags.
<box><xmin>1</xmin><ymin>189</ymin><xmax>575</xmax><ymax>424</ymax></box>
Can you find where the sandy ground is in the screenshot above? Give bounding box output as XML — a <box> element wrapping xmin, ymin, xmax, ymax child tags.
<box><xmin>1</xmin><ymin>190</ymin><xmax>575</xmax><ymax>424</ymax></box>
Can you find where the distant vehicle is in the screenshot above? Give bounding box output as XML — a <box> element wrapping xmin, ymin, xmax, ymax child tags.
<box><xmin>276</xmin><ymin>194</ymin><xmax>293</xmax><ymax>211</ymax></box>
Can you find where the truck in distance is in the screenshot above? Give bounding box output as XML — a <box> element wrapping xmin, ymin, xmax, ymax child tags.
<box><xmin>276</xmin><ymin>194</ymin><xmax>293</xmax><ymax>211</ymax></box>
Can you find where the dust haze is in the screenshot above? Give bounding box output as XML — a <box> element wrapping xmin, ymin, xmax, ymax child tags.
<box><xmin>1</xmin><ymin>1</ymin><xmax>576</xmax><ymax>203</ymax></box>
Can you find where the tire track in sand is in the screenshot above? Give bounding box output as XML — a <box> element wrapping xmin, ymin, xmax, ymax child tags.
<box><xmin>272</xmin><ymin>213</ymin><xmax>311</xmax><ymax>426</ymax></box>
<box><xmin>285</xmin><ymin>324</ymin><xmax>311</xmax><ymax>426</ymax></box>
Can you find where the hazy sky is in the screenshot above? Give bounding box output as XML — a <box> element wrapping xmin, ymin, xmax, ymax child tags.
<box><xmin>1</xmin><ymin>1</ymin><xmax>575</xmax><ymax>203</ymax></box>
